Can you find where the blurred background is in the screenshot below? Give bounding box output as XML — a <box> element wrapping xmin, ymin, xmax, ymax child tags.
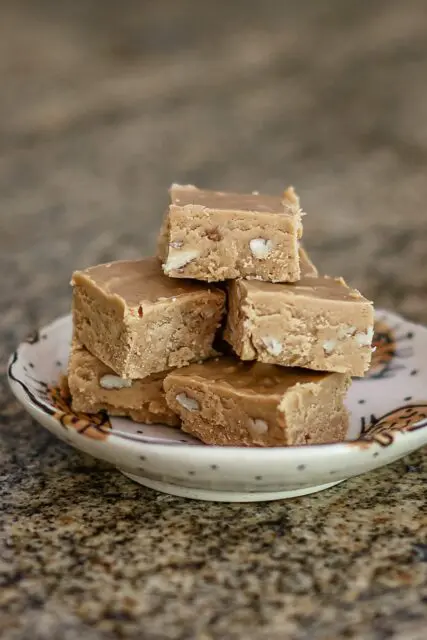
<box><xmin>1</xmin><ymin>0</ymin><xmax>427</xmax><ymax>354</ymax></box>
<box><xmin>2</xmin><ymin>5</ymin><xmax>427</xmax><ymax>637</ymax></box>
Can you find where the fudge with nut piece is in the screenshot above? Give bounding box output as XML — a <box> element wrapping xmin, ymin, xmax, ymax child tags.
<box><xmin>72</xmin><ymin>258</ymin><xmax>225</xmax><ymax>379</ymax></box>
<box><xmin>163</xmin><ymin>357</ymin><xmax>350</xmax><ymax>446</ymax></box>
<box><xmin>224</xmin><ymin>275</ymin><xmax>374</xmax><ymax>376</ymax></box>
<box><xmin>158</xmin><ymin>184</ymin><xmax>304</xmax><ymax>282</ymax></box>
<box><xmin>68</xmin><ymin>340</ymin><xmax>179</xmax><ymax>426</ymax></box>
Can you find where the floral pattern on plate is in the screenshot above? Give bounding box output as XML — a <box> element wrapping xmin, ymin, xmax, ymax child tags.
<box><xmin>8</xmin><ymin>310</ymin><xmax>427</xmax><ymax>501</ymax></box>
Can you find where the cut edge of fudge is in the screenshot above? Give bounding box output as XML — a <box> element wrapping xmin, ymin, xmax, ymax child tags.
<box><xmin>71</xmin><ymin>257</ymin><xmax>226</xmax><ymax>379</ymax></box>
<box><xmin>68</xmin><ymin>339</ymin><xmax>180</xmax><ymax>427</ymax></box>
<box><xmin>224</xmin><ymin>275</ymin><xmax>374</xmax><ymax>376</ymax></box>
<box><xmin>163</xmin><ymin>358</ymin><xmax>350</xmax><ymax>447</ymax></box>
<box><xmin>298</xmin><ymin>245</ymin><xmax>318</xmax><ymax>277</ymax></box>
<box><xmin>157</xmin><ymin>184</ymin><xmax>305</xmax><ymax>283</ymax></box>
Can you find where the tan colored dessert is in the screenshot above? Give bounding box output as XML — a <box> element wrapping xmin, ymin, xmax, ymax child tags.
<box><xmin>72</xmin><ymin>257</ymin><xmax>225</xmax><ymax>379</ymax></box>
<box><xmin>68</xmin><ymin>340</ymin><xmax>179</xmax><ymax>426</ymax></box>
<box><xmin>164</xmin><ymin>357</ymin><xmax>350</xmax><ymax>446</ymax></box>
<box><xmin>158</xmin><ymin>184</ymin><xmax>304</xmax><ymax>282</ymax></box>
<box><xmin>225</xmin><ymin>276</ymin><xmax>374</xmax><ymax>376</ymax></box>
<box><xmin>296</xmin><ymin>246</ymin><xmax>318</xmax><ymax>277</ymax></box>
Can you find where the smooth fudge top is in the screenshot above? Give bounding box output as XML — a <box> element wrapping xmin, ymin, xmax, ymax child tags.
<box><xmin>169</xmin><ymin>357</ymin><xmax>330</xmax><ymax>396</ymax></box>
<box><xmin>241</xmin><ymin>275</ymin><xmax>371</xmax><ymax>304</ymax></box>
<box><xmin>170</xmin><ymin>184</ymin><xmax>303</xmax><ymax>217</ymax></box>
<box><xmin>72</xmin><ymin>257</ymin><xmax>219</xmax><ymax>308</ymax></box>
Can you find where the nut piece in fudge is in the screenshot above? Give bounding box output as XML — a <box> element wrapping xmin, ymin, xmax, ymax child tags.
<box><xmin>72</xmin><ymin>258</ymin><xmax>225</xmax><ymax>379</ymax></box>
<box><xmin>68</xmin><ymin>340</ymin><xmax>179</xmax><ymax>426</ymax></box>
<box><xmin>224</xmin><ymin>276</ymin><xmax>374</xmax><ymax>376</ymax></box>
<box><xmin>163</xmin><ymin>357</ymin><xmax>350</xmax><ymax>446</ymax></box>
<box><xmin>158</xmin><ymin>184</ymin><xmax>304</xmax><ymax>282</ymax></box>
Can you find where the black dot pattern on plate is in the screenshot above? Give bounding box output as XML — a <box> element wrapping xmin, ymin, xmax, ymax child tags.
<box><xmin>255</xmin><ymin>475</ymin><xmax>263</xmax><ymax>481</ymax></box>
<box><xmin>137</xmin><ymin>430</ymin><xmax>143</xmax><ymax>434</ymax></box>
<box><xmin>410</xmin><ymin>369</ymin><xmax>418</xmax><ymax>376</ymax></box>
<box><xmin>329</xmin><ymin>470</ymin><xmax>338</xmax><ymax>475</ymax></box>
<box><xmin>188</xmin><ymin>471</ymin><xmax>195</xmax><ymax>476</ymax></box>
<box><xmin>180</xmin><ymin>439</ymin><xmax>187</xmax><ymax>443</ymax></box>
<box><xmin>29</xmin><ymin>363</ymin><xmax>34</xmax><ymax>368</ymax></box>
<box><xmin>297</xmin><ymin>464</ymin><xmax>306</xmax><ymax>471</ymax></box>
<box><xmin>407</xmin><ymin>331</ymin><xmax>414</xmax><ymax>339</ymax></box>
<box><xmin>56</xmin><ymin>361</ymin><xmax>62</xmax><ymax>367</ymax></box>
<box><xmin>373</xmin><ymin>452</ymin><xmax>379</xmax><ymax>457</ymax></box>
<box><xmin>210</xmin><ymin>464</ymin><xmax>218</xmax><ymax>470</ymax></box>
<box><xmin>41</xmin><ymin>334</ymin><xmax>47</xmax><ymax>340</ymax></box>
<box><xmin>358</xmin><ymin>399</ymin><xmax>366</xmax><ymax>405</ymax></box>
<box><xmin>404</xmin><ymin>396</ymin><xmax>413</xmax><ymax>402</ymax></box>
<box><xmin>140</xmin><ymin>455</ymin><xmax>146</xmax><ymax>461</ymax></box>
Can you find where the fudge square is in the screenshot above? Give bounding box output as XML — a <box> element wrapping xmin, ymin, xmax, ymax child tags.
<box><xmin>225</xmin><ymin>276</ymin><xmax>374</xmax><ymax>376</ymax></box>
<box><xmin>72</xmin><ymin>257</ymin><xmax>225</xmax><ymax>379</ymax></box>
<box><xmin>68</xmin><ymin>340</ymin><xmax>179</xmax><ymax>426</ymax></box>
<box><xmin>158</xmin><ymin>184</ymin><xmax>304</xmax><ymax>282</ymax></box>
<box><xmin>163</xmin><ymin>357</ymin><xmax>350</xmax><ymax>446</ymax></box>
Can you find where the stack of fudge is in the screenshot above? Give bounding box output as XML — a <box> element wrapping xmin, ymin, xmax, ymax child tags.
<box><xmin>68</xmin><ymin>184</ymin><xmax>374</xmax><ymax>447</ymax></box>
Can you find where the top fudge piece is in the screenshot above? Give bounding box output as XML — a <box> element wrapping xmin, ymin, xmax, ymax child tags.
<box><xmin>72</xmin><ymin>258</ymin><xmax>225</xmax><ymax>379</ymax></box>
<box><xmin>158</xmin><ymin>184</ymin><xmax>304</xmax><ymax>282</ymax></box>
<box><xmin>225</xmin><ymin>275</ymin><xmax>374</xmax><ymax>376</ymax></box>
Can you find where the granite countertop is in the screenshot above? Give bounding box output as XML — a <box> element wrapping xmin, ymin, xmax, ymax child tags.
<box><xmin>1</xmin><ymin>1</ymin><xmax>427</xmax><ymax>638</ymax></box>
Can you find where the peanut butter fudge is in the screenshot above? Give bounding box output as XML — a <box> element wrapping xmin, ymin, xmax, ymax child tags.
<box><xmin>296</xmin><ymin>245</ymin><xmax>318</xmax><ymax>278</ymax></box>
<box><xmin>164</xmin><ymin>358</ymin><xmax>350</xmax><ymax>446</ymax></box>
<box><xmin>158</xmin><ymin>184</ymin><xmax>304</xmax><ymax>282</ymax></box>
<box><xmin>72</xmin><ymin>258</ymin><xmax>225</xmax><ymax>379</ymax></box>
<box><xmin>225</xmin><ymin>276</ymin><xmax>374</xmax><ymax>376</ymax></box>
<box><xmin>68</xmin><ymin>340</ymin><xmax>179</xmax><ymax>426</ymax></box>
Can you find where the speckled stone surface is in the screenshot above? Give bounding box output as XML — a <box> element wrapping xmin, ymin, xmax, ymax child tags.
<box><xmin>1</xmin><ymin>1</ymin><xmax>427</xmax><ymax>638</ymax></box>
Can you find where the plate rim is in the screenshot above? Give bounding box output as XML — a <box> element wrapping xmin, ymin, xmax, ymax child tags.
<box><xmin>8</xmin><ymin>312</ymin><xmax>427</xmax><ymax>462</ymax></box>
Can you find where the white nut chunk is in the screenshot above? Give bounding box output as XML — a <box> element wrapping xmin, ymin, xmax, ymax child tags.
<box><xmin>355</xmin><ymin>326</ymin><xmax>374</xmax><ymax>347</ymax></box>
<box><xmin>249</xmin><ymin>238</ymin><xmax>273</xmax><ymax>260</ymax></box>
<box><xmin>100</xmin><ymin>375</ymin><xmax>133</xmax><ymax>390</ymax></box>
<box><xmin>248</xmin><ymin>418</ymin><xmax>269</xmax><ymax>436</ymax></box>
<box><xmin>323</xmin><ymin>339</ymin><xmax>337</xmax><ymax>355</ymax></box>
<box><xmin>337</xmin><ymin>325</ymin><xmax>356</xmax><ymax>339</ymax></box>
<box><xmin>175</xmin><ymin>392</ymin><xmax>200</xmax><ymax>412</ymax></box>
<box><xmin>261</xmin><ymin>336</ymin><xmax>283</xmax><ymax>356</ymax></box>
<box><xmin>163</xmin><ymin>249</ymin><xmax>200</xmax><ymax>273</ymax></box>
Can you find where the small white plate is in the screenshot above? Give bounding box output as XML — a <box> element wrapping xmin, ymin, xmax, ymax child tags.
<box><xmin>8</xmin><ymin>311</ymin><xmax>427</xmax><ymax>502</ymax></box>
